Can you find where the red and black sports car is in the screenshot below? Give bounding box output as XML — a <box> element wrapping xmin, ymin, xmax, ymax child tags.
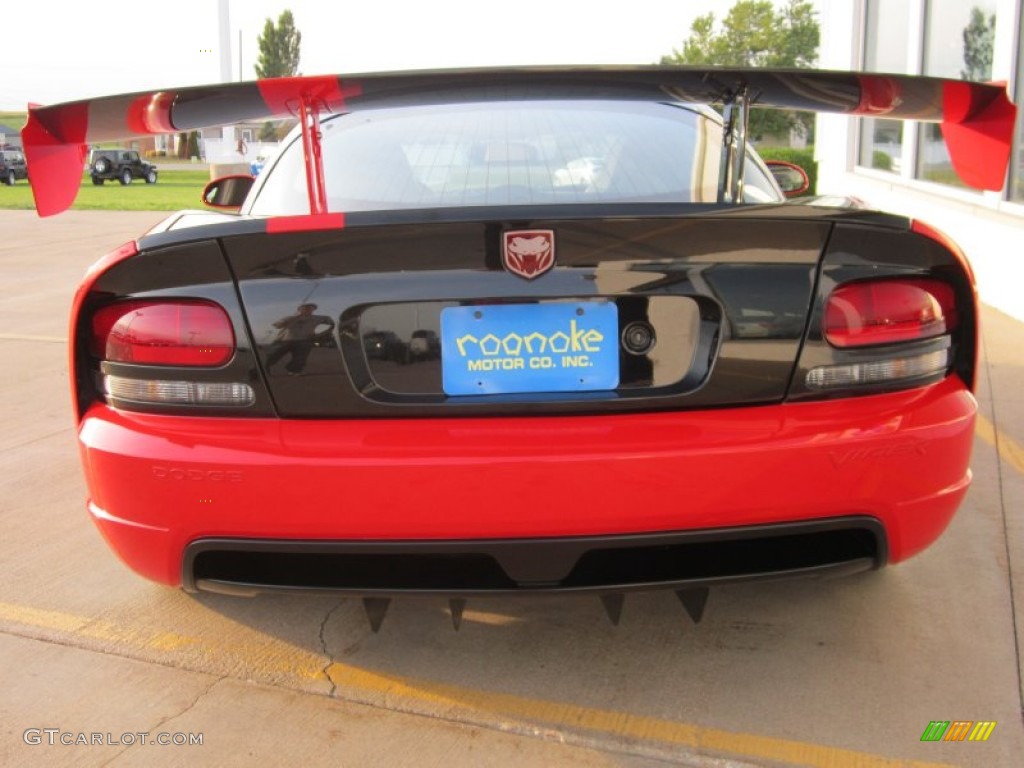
<box><xmin>25</xmin><ymin>68</ymin><xmax>1016</xmax><ymax>629</ymax></box>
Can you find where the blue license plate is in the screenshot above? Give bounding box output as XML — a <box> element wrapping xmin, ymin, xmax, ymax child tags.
<box><xmin>441</xmin><ymin>301</ymin><xmax>619</xmax><ymax>395</ymax></box>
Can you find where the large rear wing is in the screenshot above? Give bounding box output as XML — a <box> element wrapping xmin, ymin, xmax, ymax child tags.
<box><xmin>23</xmin><ymin>66</ymin><xmax>1016</xmax><ymax>216</ymax></box>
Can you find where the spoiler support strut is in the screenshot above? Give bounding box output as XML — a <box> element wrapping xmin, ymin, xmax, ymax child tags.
<box><xmin>297</xmin><ymin>95</ymin><xmax>328</xmax><ymax>215</ymax></box>
<box><xmin>717</xmin><ymin>87</ymin><xmax>750</xmax><ymax>204</ymax></box>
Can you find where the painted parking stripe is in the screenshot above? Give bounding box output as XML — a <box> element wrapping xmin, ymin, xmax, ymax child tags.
<box><xmin>0</xmin><ymin>600</ymin><xmax>954</xmax><ymax>768</ymax></box>
<box><xmin>976</xmin><ymin>413</ymin><xmax>1024</xmax><ymax>475</ymax></box>
<box><xmin>0</xmin><ymin>600</ymin><xmax>324</xmax><ymax>680</ymax></box>
<box><xmin>325</xmin><ymin>662</ymin><xmax>956</xmax><ymax>768</ymax></box>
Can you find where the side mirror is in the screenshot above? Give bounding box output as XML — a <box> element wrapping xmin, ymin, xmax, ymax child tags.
<box><xmin>765</xmin><ymin>161</ymin><xmax>810</xmax><ymax>198</ymax></box>
<box><xmin>201</xmin><ymin>175</ymin><xmax>255</xmax><ymax>209</ymax></box>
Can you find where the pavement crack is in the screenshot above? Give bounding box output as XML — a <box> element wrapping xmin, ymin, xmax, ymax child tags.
<box><xmin>318</xmin><ymin>600</ymin><xmax>346</xmax><ymax>698</ymax></box>
<box><xmin>97</xmin><ymin>675</ymin><xmax>225</xmax><ymax>767</ymax></box>
<box><xmin>153</xmin><ymin>674</ymin><xmax>226</xmax><ymax>728</ymax></box>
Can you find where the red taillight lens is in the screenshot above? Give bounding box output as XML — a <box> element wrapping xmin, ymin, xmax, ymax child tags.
<box><xmin>91</xmin><ymin>300</ymin><xmax>235</xmax><ymax>366</ymax></box>
<box><xmin>824</xmin><ymin>279</ymin><xmax>957</xmax><ymax>348</ymax></box>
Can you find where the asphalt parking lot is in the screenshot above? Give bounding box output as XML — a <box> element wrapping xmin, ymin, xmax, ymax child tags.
<box><xmin>1</xmin><ymin>209</ymin><xmax>1021</xmax><ymax>767</ymax></box>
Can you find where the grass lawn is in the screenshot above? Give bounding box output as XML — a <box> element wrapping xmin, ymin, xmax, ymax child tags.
<box><xmin>0</xmin><ymin>111</ymin><xmax>26</xmax><ymax>129</ymax></box>
<box><xmin>0</xmin><ymin>169</ymin><xmax>210</xmax><ymax>211</ymax></box>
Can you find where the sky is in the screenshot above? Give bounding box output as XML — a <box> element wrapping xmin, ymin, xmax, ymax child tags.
<box><xmin>0</xmin><ymin>0</ymin><xmax>743</xmax><ymax>111</ymax></box>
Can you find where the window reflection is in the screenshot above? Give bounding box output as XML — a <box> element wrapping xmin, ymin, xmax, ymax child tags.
<box><xmin>916</xmin><ymin>0</ymin><xmax>998</xmax><ymax>189</ymax></box>
<box><xmin>860</xmin><ymin>119</ymin><xmax>903</xmax><ymax>172</ymax></box>
<box><xmin>1013</xmin><ymin>21</ymin><xmax>1024</xmax><ymax>203</ymax></box>
<box><xmin>858</xmin><ymin>0</ymin><xmax>911</xmax><ymax>173</ymax></box>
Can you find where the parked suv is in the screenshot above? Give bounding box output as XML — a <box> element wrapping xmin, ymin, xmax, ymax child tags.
<box><xmin>89</xmin><ymin>148</ymin><xmax>157</xmax><ymax>185</ymax></box>
<box><xmin>0</xmin><ymin>149</ymin><xmax>28</xmax><ymax>185</ymax></box>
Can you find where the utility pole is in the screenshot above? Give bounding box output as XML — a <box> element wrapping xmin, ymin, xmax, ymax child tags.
<box><xmin>218</xmin><ymin>0</ymin><xmax>232</xmax><ymax>83</ymax></box>
<box><xmin>218</xmin><ymin>0</ymin><xmax>236</xmax><ymax>156</ymax></box>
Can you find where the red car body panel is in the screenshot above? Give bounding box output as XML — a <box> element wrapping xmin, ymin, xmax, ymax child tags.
<box><xmin>80</xmin><ymin>376</ymin><xmax>974</xmax><ymax>587</ymax></box>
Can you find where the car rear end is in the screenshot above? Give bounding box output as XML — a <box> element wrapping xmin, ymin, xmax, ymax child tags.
<box><xmin>70</xmin><ymin>103</ymin><xmax>977</xmax><ymax>597</ymax></box>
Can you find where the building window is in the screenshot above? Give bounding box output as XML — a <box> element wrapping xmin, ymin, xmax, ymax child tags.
<box><xmin>858</xmin><ymin>0</ymin><xmax>913</xmax><ymax>172</ymax></box>
<box><xmin>916</xmin><ymin>0</ymin><xmax>998</xmax><ymax>187</ymax></box>
<box><xmin>1012</xmin><ymin>24</ymin><xmax>1024</xmax><ymax>203</ymax></box>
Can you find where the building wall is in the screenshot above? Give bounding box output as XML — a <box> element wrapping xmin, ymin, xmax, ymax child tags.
<box><xmin>815</xmin><ymin>0</ymin><xmax>1024</xmax><ymax>321</ymax></box>
<box><xmin>202</xmin><ymin>139</ymin><xmax>279</xmax><ymax>166</ymax></box>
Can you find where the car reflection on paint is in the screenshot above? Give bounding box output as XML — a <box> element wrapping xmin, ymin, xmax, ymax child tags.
<box><xmin>363</xmin><ymin>330</ymin><xmax>405</xmax><ymax>363</ymax></box>
<box><xmin>407</xmin><ymin>329</ymin><xmax>440</xmax><ymax>362</ymax></box>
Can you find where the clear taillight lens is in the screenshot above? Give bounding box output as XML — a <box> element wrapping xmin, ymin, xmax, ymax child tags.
<box><xmin>103</xmin><ymin>376</ymin><xmax>254</xmax><ymax>406</ymax></box>
<box><xmin>805</xmin><ymin>349</ymin><xmax>950</xmax><ymax>389</ymax></box>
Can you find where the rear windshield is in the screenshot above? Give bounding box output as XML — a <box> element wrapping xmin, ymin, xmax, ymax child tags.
<box><xmin>249</xmin><ymin>100</ymin><xmax>779</xmax><ymax>215</ymax></box>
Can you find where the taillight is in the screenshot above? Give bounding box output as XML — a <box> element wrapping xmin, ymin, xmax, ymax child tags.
<box><xmin>90</xmin><ymin>300</ymin><xmax>254</xmax><ymax>408</ymax></box>
<box><xmin>824</xmin><ymin>279</ymin><xmax>956</xmax><ymax>348</ymax></box>
<box><xmin>91</xmin><ymin>300</ymin><xmax>234</xmax><ymax>366</ymax></box>
<box><xmin>805</xmin><ymin>278</ymin><xmax>959</xmax><ymax>391</ymax></box>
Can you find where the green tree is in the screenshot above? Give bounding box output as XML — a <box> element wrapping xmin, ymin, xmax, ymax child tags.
<box><xmin>961</xmin><ymin>7</ymin><xmax>995</xmax><ymax>82</ymax></box>
<box><xmin>661</xmin><ymin>0</ymin><xmax>819</xmax><ymax>140</ymax></box>
<box><xmin>255</xmin><ymin>10</ymin><xmax>302</xmax><ymax>79</ymax></box>
<box><xmin>258</xmin><ymin>121</ymin><xmax>278</xmax><ymax>142</ymax></box>
<box><xmin>186</xmin><ymin>130</ymin><xmax>201</xmax><ymax>160</ymax></box>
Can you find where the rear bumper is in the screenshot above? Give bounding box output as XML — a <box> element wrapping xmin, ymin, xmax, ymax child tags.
<box><xmin>79</xmin><ymin>376</ymin><xmax>975</xmax><ymax>589</ymax></box>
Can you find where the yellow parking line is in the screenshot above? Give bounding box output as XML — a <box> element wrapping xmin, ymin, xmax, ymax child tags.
<box><xmin>327</xmin><ymin>661</ymin><xmax>957</xmax><ymax>768</ymax></box>
<box><xmin>0</xmin><ymin>600</ymin><xmax>324</xmax><ymax>679</ymax></box>
<box><xmin>0</xmin><ymin>599</ymin><xmax>954</xmax><ymax>768</ymax></box>
<box><xmin>976</xmin><ymin>413</ymin><xmax>1024</xmax><ymax>475</ymax></box>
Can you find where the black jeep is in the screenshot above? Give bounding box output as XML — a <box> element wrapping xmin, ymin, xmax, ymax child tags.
<box><xmin>0</xmin><ymin>149</ymin><xmax>29</xmax><ymax>185</ymax></box>
<box><xmin>89</xmin><ymin>148</ymin><xmax>158</xmax><ymax>185</ymax></box>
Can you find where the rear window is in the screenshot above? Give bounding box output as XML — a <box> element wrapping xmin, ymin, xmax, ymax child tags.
<box><xmin>250</xmin><ymin>100</ymin><xmax>779</xmax><ymax>215</ymax></box>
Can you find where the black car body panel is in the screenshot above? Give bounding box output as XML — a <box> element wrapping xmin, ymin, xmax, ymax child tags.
<box><xmin>222</xmin><ymin>214</ymin><xmax>826</xmax><ymax>416</ymax></box>
<box><xmin>80</xmin><ymin>203</ymin><xmax>970</xmax><ymax>423</ymax></box>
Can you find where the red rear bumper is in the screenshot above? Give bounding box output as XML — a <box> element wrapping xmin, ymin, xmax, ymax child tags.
<box><xmin>79</xmin><ymin>376</ymin><xmax>975</xmax><ymax>587</ymax></box>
